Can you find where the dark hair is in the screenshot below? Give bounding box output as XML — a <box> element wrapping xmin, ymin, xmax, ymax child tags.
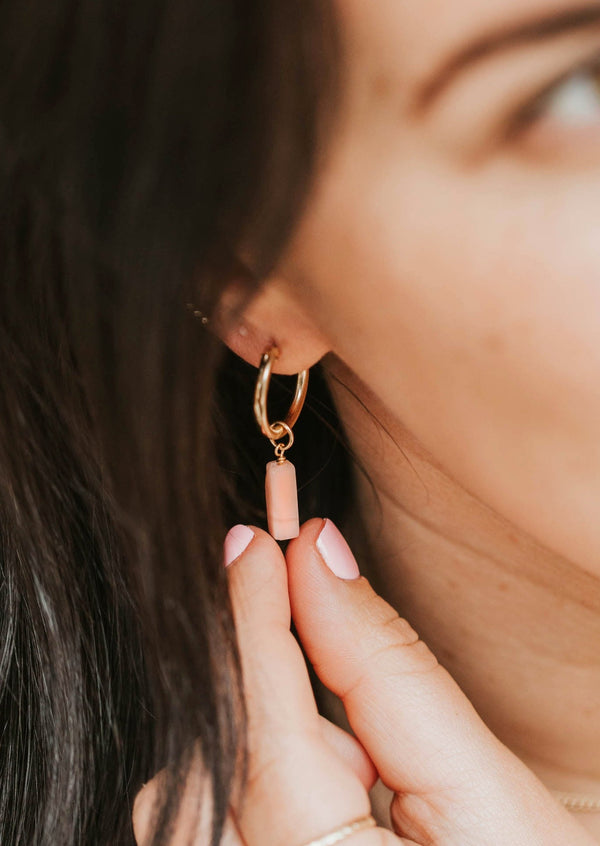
<box><xmin>0</xmin><ymin>2</ymin><xmax>346</xmax><ymax>844</ymax></box>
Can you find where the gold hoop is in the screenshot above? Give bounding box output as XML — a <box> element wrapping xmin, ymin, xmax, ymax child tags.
<box><xmin>253</xmin><ymin>345</ymin><xmax>309</xmax><ymax>440</ymax></box>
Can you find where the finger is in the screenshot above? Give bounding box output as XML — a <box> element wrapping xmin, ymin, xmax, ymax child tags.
<box><xmin>224</xmin><ymin>524</ymin><xmax>403</xmax><ymax>846</ymax></box>
<box><xmin>132</xmin><ymin>746</ymin><xmax>246</xmax><ymax>845</ymax></box>
<box><xmin>132</xmin><ymin>720</ymin><xmax>378</xmax><ymax>845</ymax></box>
<box><xmin>132</xmin><ymin>532</ymin><xmax>374</xmax><ymax>845</ymax></box>
<box><xmin>134</xmin><ymin>524</ymin><xmax>404</xmax><ymax>846</ymax></box>
<box><xmin>286</xmin><ymin>519</ymin><xmax>593</xmax><ymax>846</ymax></box>
<box><xmin>318</xmin><ymin>715</ymin><xmax>378</xmax><ymax>793</ymax></box>
<box><xmin>286</xmin><ymin>519</ymin><xmax>494</xmax><ymax>793</ymax></box>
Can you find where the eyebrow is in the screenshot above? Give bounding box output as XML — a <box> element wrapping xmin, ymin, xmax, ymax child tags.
<box><xmin>411</xmin><ymin>4</ymin><xmax>600</xmax><ymax>114</ymax></box>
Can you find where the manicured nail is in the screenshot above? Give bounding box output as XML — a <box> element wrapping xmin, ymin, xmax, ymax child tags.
<box><xmin>316</xmin><ymin>519</ymin><xmax>360</xmax><ymax>580</ymax></box>
<box><xmin>224</xmin><ymin>524</ymin><xmax>255</xmax><ymax>567</ymax></box>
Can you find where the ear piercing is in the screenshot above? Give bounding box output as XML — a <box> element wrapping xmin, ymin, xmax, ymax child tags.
<box><xmin>188</xmin><ymin>301</ymin><xmax>306</xmax><ymax>540</ymax></box>
<box><xmin>186</xmin><ymin>302</ymin><xmax>210</xmax><ymax>324</ymax></box>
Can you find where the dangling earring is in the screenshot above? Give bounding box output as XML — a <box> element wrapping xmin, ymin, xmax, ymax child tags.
<box><xmin>253</xmin><ymin>345</ymin><xmax>309</xmax><ymax>540</ymax></box>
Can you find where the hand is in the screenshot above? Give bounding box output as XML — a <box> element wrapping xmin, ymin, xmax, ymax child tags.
<box><xmin>133</xmin><ymin>518</ymin><xmax>597</xmax><ymax>845</ymax></box>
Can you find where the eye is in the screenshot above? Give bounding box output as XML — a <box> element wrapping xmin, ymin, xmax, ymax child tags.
<box><xmin>511</xmin><ymin>55</ymin><xmax>600</xmax><ymax>137</ymax></box>
<box><xmin>537</xmin><ymin>66</ymin><xmax>600</xmax><ymax>126</ymax></box>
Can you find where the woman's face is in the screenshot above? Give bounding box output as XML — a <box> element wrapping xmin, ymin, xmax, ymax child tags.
<box><xmin>277</xmin><ymin>0</ymin><xmax>600</xmax><ymax>574</ymax></box>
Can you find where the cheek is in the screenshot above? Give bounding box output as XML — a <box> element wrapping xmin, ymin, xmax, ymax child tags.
<box><xmin>287</xmin><ymin>155</ymin><xmax>600</xmax><ymax>573</ymax></box>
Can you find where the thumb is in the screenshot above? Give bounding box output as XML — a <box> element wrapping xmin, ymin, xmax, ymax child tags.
<box><xmin>285</xmin><ymin>518</ymin><xmax>592</xmax><ymax>846</ymax></box>
<box><xmin>286</xmin><ymin>519</ymin><xmax>497</xmax><ymax>795</ymax></box>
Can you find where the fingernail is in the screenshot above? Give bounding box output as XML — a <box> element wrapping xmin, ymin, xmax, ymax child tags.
<box><xmin>316</xmin><ymin>519</ymin><xmax>360</xmax><ymax>580</ymax></box>
<box><xmin>223</xmin><ymin>524</ymin><xmax>255</xmax><ymax>567</ymax></box>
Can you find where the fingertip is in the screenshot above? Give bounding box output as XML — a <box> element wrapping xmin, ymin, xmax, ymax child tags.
<box><xmin>283</xmin><ymin>516</ymin><xmax>320</xmax><ymax>552</ymax></box>
<box><xmin>287</xmin><ymin>518</ymin><xmax>360</xmax><ymax>581</ymax></box>
<box><xmin>223</xmin><ymin>523</ymin><xmax>285</xmax><ymax>568</ymax></box>
<box><xmin>223</xmin><ymin>524</ymin><xmax>256</xmax><ymax>567</ymax></box>
<box><xmin>302</xmin><ymin>516</ymin><xmax>329</xmax><ymax>539</ymax></box>
<box><xmin>285</xmin><ymin>518</ymin><xmax>326</xmax><ymax>584</ymax></box>
<box><xmin>315</xmin><ymin>519</ymin><xmax>360</xmax><ymax>580</ymax></box>
<box><xmin>225</xmin><ymin>523</ymin><xmax>291</xmax><ymax>626</ymax></box>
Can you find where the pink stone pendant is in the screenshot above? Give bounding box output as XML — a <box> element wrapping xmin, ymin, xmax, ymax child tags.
<box><xmin>265</xmin><ymin>459</ymin><xmax>300</xmax><ymax>540</ymax></box>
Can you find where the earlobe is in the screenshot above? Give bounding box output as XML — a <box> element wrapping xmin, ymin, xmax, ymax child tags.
<box><xmin>211</xmin><ymin>275</ymin><xmax>332</xmax><ymax>376</ymax></box>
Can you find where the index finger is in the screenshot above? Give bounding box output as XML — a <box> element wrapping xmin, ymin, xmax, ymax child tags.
<box><xmin>224</xmin><ymin>524</ymin><xmax>409</xmax><ymax>846</ymax></box>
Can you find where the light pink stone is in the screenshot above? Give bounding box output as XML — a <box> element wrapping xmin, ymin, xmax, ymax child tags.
<box><xmin>265</xmin><ymin>459</ymin><xmax>300</xmax><ymax>540</ymax></box>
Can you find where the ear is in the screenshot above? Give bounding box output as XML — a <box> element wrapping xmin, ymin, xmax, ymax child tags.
<box><xmin>212</xmin><ymin>275</ymin><xmax>331</xmax><ymax>376</ymax></box>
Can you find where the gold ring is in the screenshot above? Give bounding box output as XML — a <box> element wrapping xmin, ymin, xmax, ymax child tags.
<box><xmin>253</xmin><ymin>345</ymin><xmax>309</xmax><ymax>440</ymax></box>
<box><xmin>269</xmin><ymin>421</ymin><xmax>294</xmax><ymax>453</ymax></box>
<box><xmin>298</xmin><ymin>814</ymin><xmax>377</xmax><ymax>846</ymax></box>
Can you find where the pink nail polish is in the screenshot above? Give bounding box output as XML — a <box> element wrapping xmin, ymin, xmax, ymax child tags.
<box><xmin>223</xmin><ymin>524</ymin><xmax>255</xmax><ymax>567</ymax></box>
<box><xmin>316</xmin><ymin>519</ymin><xmax>360</xmax><ymax>580</ymax></box>
<box><xmin>265</xmin><ymin>460</ymin><xmax>300</xmax><ymax>540</ymax></box>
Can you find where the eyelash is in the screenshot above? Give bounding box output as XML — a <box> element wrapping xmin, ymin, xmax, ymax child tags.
<box><xmin>507</xmin><ymin>47</ymin><xmax>600</xmax><ymax>137</ymax></box>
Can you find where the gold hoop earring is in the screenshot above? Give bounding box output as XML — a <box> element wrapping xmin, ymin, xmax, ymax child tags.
<box><xmin>253</xmin><ymin>345</ymin><xmax>309</xmax><ymax>540</ymax></box>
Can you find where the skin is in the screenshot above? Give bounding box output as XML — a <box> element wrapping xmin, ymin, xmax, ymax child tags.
<box><xmin>135</xmin><ymin>0</ymin><xmax>600</xmax><ymax>842</ymax></box>
<box><xmin>134</xmin><ymin>522</ymin><xmax>599</xmax><ymax>845</ymax></box>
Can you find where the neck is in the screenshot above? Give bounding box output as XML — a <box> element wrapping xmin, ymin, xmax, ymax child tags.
<box><xmin>325</xmin><ymin>358</ymin><xmax>600</xmax><ymax>804</ymax></box>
